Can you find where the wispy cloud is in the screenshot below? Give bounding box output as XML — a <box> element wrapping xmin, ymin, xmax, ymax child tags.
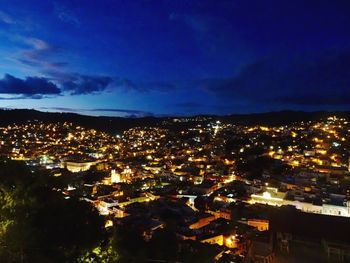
<box><xmin>169</xmin><ymin>13</ymin><xmax>209</xmax><ymax>34</ymax></box>
<box><xmin>39</xmin><ymin>107</ymin><xmax>154</xmax><ymax>117</ymax></box>
<box><xmin>54</xmin><ymin>2</ymin><xmax>80</xmax><ymax>27</ymax></box>
<box><xmin>20</xmin><ymin>37</ymin><xmax>60</xmax><ymax>62</ymax></box>
<box><xmin>90</xmin><ymin>108</ymin><xmax>153</xmax><ymax>116</ymax></box>
<box><xmin>10</xmin><ymin>35</ymin><xmax>63</xmax><ymax>72</ymax></box>
<box><xmin>0</xmin><ymin>94</ymin><xmax>53</xmax><ymax>100</ymax></box>
<box><xmin>0</xmin><ymin>10</ymin><xmax>15</xmax><ymax>24</ymax></box>
<box><xmin>24</xmin><ymin>37</ymin><xmax>51</xmax><ymax>50</ymax></box>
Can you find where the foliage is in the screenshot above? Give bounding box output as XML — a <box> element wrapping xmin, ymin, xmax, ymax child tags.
<box><xmin>111</xmin><ymin>226</ymin><xmax>147</xmax><ymax>263</ymax></box>
<box><xmin>0</xmin><ymin>159</ymin><xmax>105</xmax><ymax>262</ymax></box>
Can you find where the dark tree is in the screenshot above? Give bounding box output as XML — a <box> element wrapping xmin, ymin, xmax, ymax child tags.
<box><xmin>0</xmin><ymin>159</ymin><xmax>105</xmax><ymax>262</ymax></box>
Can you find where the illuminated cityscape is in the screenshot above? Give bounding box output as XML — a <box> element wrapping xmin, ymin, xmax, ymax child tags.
<box><xmin>1</xmin><ymin>112</ymin><xmax>350</xmax><ymax>261</ymax></box>
<box><xmin>1</xmin><ymin>0</ymin><xmax>350</xmax><ymax>262</ymax></box>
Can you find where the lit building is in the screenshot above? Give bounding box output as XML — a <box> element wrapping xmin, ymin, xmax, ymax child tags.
<box><xmin>61</xmin><ymin>160</ymin><xmax>98</xmax><ymax>173</ymax></box>
<box><xmin>250</xmin><ymin>187</ymin><xmax>350</xmax><ymax>217</ymax></box>
<box><xmin>111</xmin><ymin>169</ymin><xmax>121</xmax><ymax>183</ymax></box>
<box><xmin>247</xmin><ymin>219</ymin><xmax>269</xmax><ymax>231</ymax></box>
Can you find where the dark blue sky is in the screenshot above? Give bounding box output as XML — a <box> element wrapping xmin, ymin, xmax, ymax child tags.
<box><xmin>1</xmin><ymin>0</ymin><xmax>350</xmax><ymax>116</ymax></box>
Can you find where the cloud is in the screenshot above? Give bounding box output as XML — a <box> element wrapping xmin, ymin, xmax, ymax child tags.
<box><xmin>54</xmin><ymin>2</ymin><xmax>80</xmax><ymax>27</ymax></box>
<box><xmin>58</xmin><ymin>74</ymin><xmax>114</xmax><ymax>95</ymax></box>
<box><xmin>169</xmin><ymin>13</ymin><xmax>209</xmax><ymax>33</ymax></box>
<box><xmin>136</xmin><ymin>81</ymin><xmax>177</xmax><ymax>92</ymax></box>
<box><xmin>0</xmin><ymin>94</ymin><xmax>51</xmax><ymax>100</ymax></box>
<box><xmin>201</xmin><ymin>50</ymin><xmax>350</xmax><ymax>106</ymax></box>
<box><xmin>21</xmin><ymin>37</ymin><xmax>59</xmax><ymax>61</ymax></box>
<box><xmin>45</xmin><ymin>69</ymin><xmax>174</xmax><ymax>95</ymax></box>
<box><xmin>2</xmin><ymin>68</ymin><xmax>114</xmax><ymax>97</ymax></box>
<box><xmin>39</xmin><ymin>107</ymin><xmax>79</xmax><ymax>112</ymax></box>
<box><xmin>0</xmin><ymin>10</ymin><xmax>15</xmax><ymax>24</ymax></box>
<box><xmin>111</xmin><ymin>78</ymin><xmax>136</xmax><ymax>91</ymax></box>
<box><xmin>17</xmin><ymin>58</ymin><xmax>42</xmax><ymax>67</ymax></box>
<box><xmin>90</xmin><ymin>108</ymin><xmax>153</xmax><ymax>116</ymax></box>
<box><xmin>12</xmin><ymin>36</ymin><xmax>113</xmax><ymax>96</ymax></box>
<box><xmin>10</xmin><ymin>36</ymin><xmax>54</xmax><ymax>53</ymax></box>
<box><xmin>13</xmin><ymin>36</ymin><xmax>63</xmax><ymax>72</ymax></box>
<box><xmin>0</xmin><ymin>74</ymin><xmax>61</xmax><ymax>96</ymax></box>
<box><xmin>39</xmin><ymin>107</ymin><xmax>154</xmax><ymax>117</ymax></box>
<box><xmin>9</xmin><ymin>34</ymin><xmax>177</xmax><ymax>97</ymax></box>
<box><xmin>18</xmin><ymin>59</ymin><xmax>68</xmax><ymax>70</ymax></box>
<box><xmin>10</xmin><ymin>34</ymin><xmax>178</xmax><ymax>96</ymax></box>
<box><xmin>24</xmin><ymin>38</ymin><xmax>51</xmax><ymax>50</ymax></box>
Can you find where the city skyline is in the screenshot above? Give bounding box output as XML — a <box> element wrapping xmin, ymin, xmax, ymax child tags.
<box><xmin>1</xmin><ymin>0</ymin><xmax>350</xmax><ymax>116</ymax></box>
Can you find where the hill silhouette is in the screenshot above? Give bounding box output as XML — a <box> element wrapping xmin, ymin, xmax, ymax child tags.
<box><xmin>0</xmin><ymin>109</ymin><xmax>349</xmax><ymax>133</ymax></box>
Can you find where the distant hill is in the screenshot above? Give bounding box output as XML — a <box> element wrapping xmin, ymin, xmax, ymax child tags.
<box><xmin>0</xmin><ymin>109</ymin><xmax>160</xmax><ymax>134</ymax></box>
<box><xmin>221</xmin><ymin>110</ymin><xmax>350</xmax><ymax>126</ymax></box>
<box><xmin>0</xmin><ymin>109</ymin><xmax>349</xmax><ymax>133</ymax></box>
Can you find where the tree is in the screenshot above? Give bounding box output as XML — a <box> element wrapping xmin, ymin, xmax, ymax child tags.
<box><xmin>149</xmin><ymin>226</ymin><xmax>178</xmax><ymax>262</ymax></box>
<box><xmin>180</xmin><ymin>240</ymin><xmax>218</xmax><ymax>263</ymax></box>
<box><xmin>111</xmin><ymin>226</ymin><xmax>147</xmax><ymax>263</ymax></box>
<box><xmin>0</xmin><ymin>159</ymin><xmax>105</xmax><ymax>262</ymax></box>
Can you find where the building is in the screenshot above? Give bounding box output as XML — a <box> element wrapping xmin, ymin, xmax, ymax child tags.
<box><xmin>61</xmin><ymin>160</ymin><xmax>99</xmax><ymax>173</ymax></box>
<box><xmin>250</xmin><ymin>187</ymin><xmax>350</xmax><ymax>218</ymax></box>
<box><xmin>270</xmin><ymin>207</ymin><xmax>350</xmax><ymax>262</ymax></box>
<box><xmin>247</xmin><ymin>219</ymin><xmax>269</xmax><ymax>231</ymax></box>
<box><xmin>111</xmin><ymin>169</ymin><xmax>121</xmax><ymax>183</ymax></box>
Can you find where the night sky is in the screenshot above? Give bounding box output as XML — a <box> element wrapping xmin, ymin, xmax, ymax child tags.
<box><xmin>1</xmin><ymin>0</ymin><xmax>350</xmax><ymax>117</ymax></box>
